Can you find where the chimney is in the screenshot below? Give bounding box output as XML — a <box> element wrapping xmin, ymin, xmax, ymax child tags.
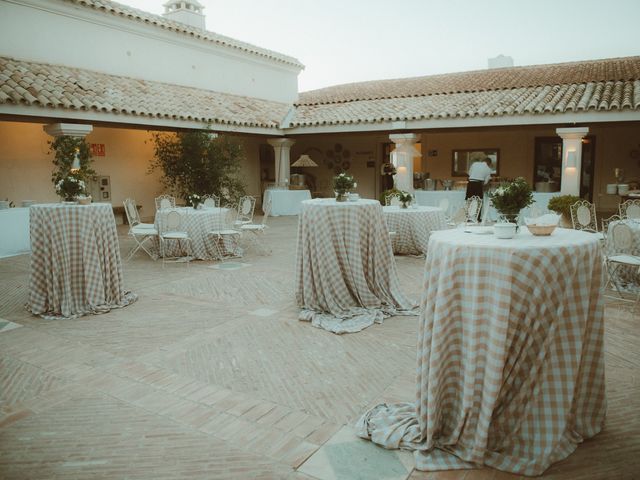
<box><xmin>162</xmin><ymin>0</ymin><xmax>206</xmax><ymax>30</ymax></box>
<box><xmin>488</xmin><ymin>54</ymin><xmax>514</xmax><ymax>69</ymax></box>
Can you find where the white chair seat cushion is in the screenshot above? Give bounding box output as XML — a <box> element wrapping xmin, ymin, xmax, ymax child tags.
<box><xmin>162</xmin><ymin>231</ymin><xmax>189</xmax><ymax>239</ymax></box>
<box><xmin>137</xmin><ymin>222</ymin><xmax>156</xmax><ymax>229</ymax></box>
<box><xmin>241</xmin><ymin>224</ymin><xmax>266</xmax><ymax>231</ymax></box>
<box><xmin>609</xmin><ymin>254</ymin><xmax>640</xmax><ymax>266</ymax></box>
<box><xmin>132</xmin><ymin>226</ymin><xmax>158</xmax><ymax>235</ymax></box>
<box><xmin>234</xmin><ymin>220</ymin><xmax>251</xmax><ymax>226</ymax></box>
<box><xmin>210</xmin><ymin>229</ymin><xmax>240</xmax><ymax>236</ymax></box>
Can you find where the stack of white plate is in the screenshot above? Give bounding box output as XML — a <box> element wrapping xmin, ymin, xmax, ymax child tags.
<box><xmin>0</xmin><ymin>201</ymin><xmax>10</xmax><ymax>209</ymax></box>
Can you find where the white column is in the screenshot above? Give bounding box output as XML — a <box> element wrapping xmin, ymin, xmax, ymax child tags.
<box><xmin>556</xmin><ymin>127</ymin><xmax>589</xmax><ymax>196</ymax></box>
<box><xmin>389</xmin><ymin>133</ymin><xmax>419</xmax><ymax>193</ymax></box>
<box><xmin>267</xmin><ymin>138</ymin><xmax>295</xmax><ymax>185</ymax></box>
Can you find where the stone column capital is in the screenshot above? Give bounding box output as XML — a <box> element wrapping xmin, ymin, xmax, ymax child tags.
<box><xmin>267</xmin><ymin>138</ymin><xmax>296</xmax><ymax>149</ymax></box>
<box><xmin>43</xmin><ymin>123</ymin><xmax>93</xmax><ymax>138</ymax></box>
<box><xmin>389</xmin><ymin>133</ymin><xmax>418</xmax><ymax>145</ymax></box>
<box><xmin>556</xmin><ymin>127</ymin><xmax>589</xmax><ymax>141</ymax></box>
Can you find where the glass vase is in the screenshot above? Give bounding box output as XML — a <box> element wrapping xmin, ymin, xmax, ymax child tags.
<box><xmin>497</xmin><ymin>212</ymin><xmax>520</xmax><ymax>231</ymax></box>
<box><xmin>335</xmin><ymin>191</ymin><xmax>349</xmax><ymax>202</ymax></box>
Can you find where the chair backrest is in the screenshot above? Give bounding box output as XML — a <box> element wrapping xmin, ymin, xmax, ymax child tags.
<box><xmin>159</xmin><ymin>209</ymin><xmax>184</xmax><ymax>234</ymax></box>
<box><xmin>438</xmin><ymin>198</ymin><xmax>450</xmax><ymax>214</ymax></box>
<box><xmin>570</xmin><ymin>200</ymin><xmax>598</xmax><ymax>232</ymax></box>
<box><xmin>123</xmin><ymin>198</ymin><xmax>140</xmax><ymax>227</ymax></box>
<box><xmin>237</xmin><ymin>196</ymin><xmax>256</xmax><ymax>222</ymax></box>
<box><xmin>601</xmin><ymin>214</ymin><xmax>621</xmax><ymax>242</ymax></box>
<box><xmin>620</xmin><ymin>199</ymin><xmax>640</xmax><ymax>220</ymax></box>
<box><xmin>609</xmin><ymin>222</ymin><xmax>635</xmax><ymax>253</ymax></box>
<box><xmin>386</xmin><ymin>194</ymin><xmax>401</xmax><ymax>207</ymax></box>
<box><xmin>465</xmin><ymin>196</ymin><xmax>482</xmax><ymax>223</ymax></box>
<box><xmin>202</xmin><ymin>194</ymin><xmax>220</xmax><ymax>208</ymax></box>
<box><xmin>155</xmin><ymin>194</ymin><xmax>176</xmax><ymax>211</ymax></box>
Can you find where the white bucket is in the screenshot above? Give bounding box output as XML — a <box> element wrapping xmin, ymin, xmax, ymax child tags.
<box><xmin>618</xmin><ymin>184</ymin><xmax>630</xmax><ymax>195</ymax></box>
<box><xmin>606</xmin><ymin>184</ymin><xmax>618</xmax><ymax>194</ymax></box>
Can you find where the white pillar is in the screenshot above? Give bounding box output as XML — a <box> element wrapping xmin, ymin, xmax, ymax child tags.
<box><xmin>43</xmin><ymin>123</ymin><xmax>93</xmax><ymax>138</ymax></box>
<box><xmin>389</xmin><ymin>133</ymin><xmax>419</xmax><ymax>193</ymax></box>
<box><xmin>267</xmin><ymin>138</ymin><xmax>295</xmax><ymax>185</ymax></box>
<box><xmin>556</xmin><ymin>127</ymin><xmax>588</xmax><ymax>196</ymax></box>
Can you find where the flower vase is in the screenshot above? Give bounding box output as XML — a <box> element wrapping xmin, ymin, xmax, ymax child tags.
<box><xmin>400</xmin><ymin>202</ymin><xmax>409</xmax><ymax>209</ymax></box>
<box><xmin>498</xmin><ymin>212</ymin><xmax>520</xmax><ymax>232</ymax></box>
<box><xmin>335</xmin><ymin>191</ymin><xmax>349</xmax><ymax>202</ymax></box>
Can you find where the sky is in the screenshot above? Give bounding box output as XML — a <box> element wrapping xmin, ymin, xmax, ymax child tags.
<box><xmin>123</xmin><ymin>0</ymin><xmax>640</xmax><ymax>92</ymax></box>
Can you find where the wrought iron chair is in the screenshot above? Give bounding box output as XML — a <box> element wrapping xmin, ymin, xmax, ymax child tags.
<box><xmin>123</xmin><ymin>198</ymin><xmax>157</xmax><ymax>261</ymax></box>
<box><xmin>234</xmin><ymin>196</ymin><xmax>257</xmax><ymax>227</ymax></box>
<box><xmin>155</xmin><ymin>194</ymin><xmax>176</xmax><ymax>211</ymax></box>
<box><xmin>385</xmin><ymin>193</ymin><xmax>401</xmax><ymax>207</ymax></box>
<box><xmin>464</xmin><ymin>196</ymin><xmax>482</xmax><ymax>224</ymax></box>
<box><xmin>158</xmin><ymin>209</ymin><xmax>192</xmax><ymax>267</ymax></box>
<box><xmin>619</xmin><ymin>199</ymin><xmax>640</xmax><ymax>220</ymax></box>
<box><xmin>570</xmin><ymin>199</ymin><xmax>604</xmax><ymax>242</ymax></box>
<box><xmin>240</xmin><ymin>197</ymin><xmax>272</xmax><ymax>255</ymax></box>
<box><xmin>202</xmin><ymin>194</ymin><xmax>220</xmax><ymax>209</ymax></box>
<box><xmin>603</xmin><ymin>220</ymin><xmax>640</xmax><ymax>312</ymax></box>
<box><xmin>209</xmin><ymin>208</ymin><xmax>242</xmax><ymax>261</ymax></box>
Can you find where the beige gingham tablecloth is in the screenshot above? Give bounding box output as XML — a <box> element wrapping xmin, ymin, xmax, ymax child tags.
<box><xmin>154</xmin><ymin>207</ymin><xmax>238</xmax><ymax>260</ymax></box>
<box><xmin>28</xmin><ymin>203</ymin><xmax>137</xmax><ymax>320</ymax></box>
<box><xmin>607</xmin><ymin>219</ymin><xmax>640</xmax><ymax>291</ymax></box>
<box><xmin>295</xmin><ymin>199</ymin><xmax>418</xmax><ymax>334</ymax></box>
<box><xmin>357</xmin><ymin>228</ymin><xmax>606</xmax><ymax>476</ymax></box>
<box><xmin>383</xmin><ymin>205</ymin><xmax>446</xmax><ymax>255</ymax></box>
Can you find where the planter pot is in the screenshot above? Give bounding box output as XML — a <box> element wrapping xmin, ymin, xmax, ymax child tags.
<box><xmin>400</xmin><ymin>203</ymin><xmax>409</xmax><ymax>209</ymax></box>
<box><xmin>559</xmin><ymin>213</ymin><xmax>572</xmax><ymax>228</ymax></box>
<box><xmin>335</xmin><ymin>192</ymin><xmax>349</xmax><ymax>202</ymax></box>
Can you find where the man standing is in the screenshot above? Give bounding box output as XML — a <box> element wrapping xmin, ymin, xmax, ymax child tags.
<box><xmin>465</xmin><ymin>157</ymin><xmax>493</xmax><ymax>199</ymax></box>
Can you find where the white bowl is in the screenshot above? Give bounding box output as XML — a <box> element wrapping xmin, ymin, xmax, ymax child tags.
<box><xmin>618</xmin><ymin>184</ymin><xmax>630</xmax><ymax>195</ymax></box>
<box><xmin>494</xmin><ymin>222</ymin><xmax>517</xmax><ymax>239</ymax></box>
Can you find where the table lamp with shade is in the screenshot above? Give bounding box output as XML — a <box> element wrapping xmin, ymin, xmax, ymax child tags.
<box><xmin>290</xmin><ymin>154</ymin><xmax>318</xmax><ymax>192</ymax></box>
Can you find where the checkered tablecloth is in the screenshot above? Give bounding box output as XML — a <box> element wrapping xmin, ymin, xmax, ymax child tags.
<box><xmin>606</xmin><ymin>219</ymin><xmax>640</xmax><ymax>291</ymax></box>
<box><xmin>295</xmin><ymin>199</ymin><xmax>418</xmax><ymax>334</ymax></box>
<box><xmin>154</xmin><ymin>207</ymin><xmax>238</xmax><ymax>260</ymax></box>
<box><xmin>383</xmin><ymin>205</ymin><xmax>446</xmax><ymax>255</ymax></box>
<box><xmin>28</xmin><ymin>203</ymin><xmax>137</xmax><ymax>320</ymax></box>
<box><xmin>356</xmin><ymin>228</ymin><xmax>606</xmax><ymax>476</ymax></box>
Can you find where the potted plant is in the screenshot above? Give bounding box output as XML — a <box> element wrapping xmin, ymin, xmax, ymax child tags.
<box><xmin>55</xmin><ymin>174</ymin><xmax>87</xmax><ymax>202</ymax></box>
<box><xmin>398</xmin><ymin>191</ymin><xmax>413</xmax><ymax>208</ymax></box>
<box><xmin>187</xmin><ymin>193</ymin><xmax>202</xmax><ymax>209</ymax></box>
<box><xmin>548</xmin><ymin>195</ymin><xmax>580</xmax><ymax>227</ymax></box>
<box><xmin>489</xmin><ymin>177</ymin><xmax>534</xmax><ymax>227</ymax></box>
<box><xmin>333</xmin><ymin>173</ymin><xmax>356</xmax><ymax>202</ymax></box>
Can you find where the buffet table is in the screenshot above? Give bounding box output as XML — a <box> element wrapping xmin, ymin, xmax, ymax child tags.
<box><xmin>295</xmin><ymin>199</ymin><xmax>417</xmax><ymax>334</ymax></box>
<box><xmin>414</xmin><ymin>190</ymin><xmax>561</xmax><ymax>220</ymax></box>
<box><xmin>28</xmin><ymin>203</ymin><xmax>137</xmax><ymax>319</ymax></box>
<box><xmin>357</xmin><ymin>228</ymin><xmax>605</xmax><ymax>476</ymax></box>
<box><xmin>382</xmin><ymin>205</ymin><xmax>446</xmax><ymax>255</ymax></box>
<box><xmin>0</xmin><ymin>207</ymin><xmax>30</xmax><ymax>258</ymax></box>
<box><xmin>263</xmin><ymin>189</ymin><xmax>311</xmax><ymax>216</ymax></box>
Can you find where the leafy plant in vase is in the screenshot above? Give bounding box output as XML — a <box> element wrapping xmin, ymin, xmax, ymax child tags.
<box><xmin>55</xmin><ymin>175</ymin><xmax>87</xmax><ymax>202</ymax></box>
<box><xmin>333</xmin><ymin>173</ymin><xmax>356</xmax><ymax>202</ymax></box>
<box><xmin>489</xmin><ymin>177</ymin><xmax>534</xmax><ymax>229</ymax></box>
<box><xmin>398</xmin><ymin>191</ymin><xmax>413</xmax><ymax>208</ymax></box>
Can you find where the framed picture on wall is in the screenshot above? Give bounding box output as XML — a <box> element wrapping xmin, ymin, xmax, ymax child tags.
<box><xmin>452</xmin><ymin>149</ymin><xmax>499</xmax><ymax>177</ymax></box>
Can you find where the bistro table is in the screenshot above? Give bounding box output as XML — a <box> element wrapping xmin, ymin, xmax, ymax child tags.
<box><xmin>28</xmin><ymin>203</ymin><xmax>137</xmax><ymax>319</ymax></box>
<box><xmin>606</xmin><ymin>218</ymin><xmax>640</xmax><ymax>290</ymax></box>
<box><xmin>357</xmin><ymin>228</ymin><xmax>606</xmax><ymax>476</ymax></box>
<box><xmin>154</xmin><ymin>207</ymin><xmax>238</xmax><ymax>260</ymax></box>
<box><xmin>383</xmin><ymin>205</ymin><xmax>446</xmax><ymax>255</ymax></box>
<box><xmin>295</xmin><ymin>198</ymin><xmax>417</xmax><ymax>334</ymax></box>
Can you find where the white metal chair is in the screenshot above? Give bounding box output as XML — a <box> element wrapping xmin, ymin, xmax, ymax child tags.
<box><xmin>620</xmin><ymin>199</ymin><xmax>640</xmax><ymax>220</ymax></box>
<box><xmin>604</xmin><ymin>221</ymin><xmax>640</xmax><ymax>312</ymax></box>
<box><xmin>158</xmin><ymin>209</ymin><xmax>192</xmax><ymax>267</ymax></box>
<box><xmin>464</xmin><ymin>196</ymin><xmax>482</xmax><ymax>224</ymax></box>
<box><xmin>155</xmin><ymin>194</ymin><xmax>176</xmax><ymax>211</ymax></box>
<box><xmin>240</xmin><ymin>197</ymin><xmax>272</xmax><ymax>255</ymax></box>
<box><xmin>202</xmin><ymin>194</ymin><xmax>220</xmax><ymax>209</ymax></box>
<box><xmin>209</xmin><ymin>208</ymin><xmax>242</xmax><ymax>261</ymax></box>
<box><xmin>123</xmin><ymin>198</ymin><xmax>157</xmax><ymax>261</ymax></box>
<box><xmin>570</xmin><ymin>199</ymin><xmax>604</xmax><ymax>242</ymax></box>
<box><xmin>386</xmin><ymin>194</ymin><xmax>401</xmax><ymax>207</ymax></box>
<box><xmin>234</xmin><ymin>196</ymin><xmax>256</xmax><ymax>227</ymax></box>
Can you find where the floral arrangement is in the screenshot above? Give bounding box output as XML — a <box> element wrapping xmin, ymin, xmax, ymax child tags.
<box><xmin>55</xmin><ymin>175</ymin><xmax>86</xmax><ymax>201</ymax></box>
<box><xmin>398</xmin><ymin>191</ymin><xmax>413</xmax><ymax>207</ymax></box>
<box><xmin>187</xmin><ymin>193</ymin><xmax>202</xmax><ymax>208</ymax></box>
<box><xmin>489</xmin><ymin>177</ymin><xmax>533</xmax><ymax>216</ymax></box>
<box><xmin>333</xmin><ymin>173</ymin><xmax>356</xmax><ymax>193</ymax></box>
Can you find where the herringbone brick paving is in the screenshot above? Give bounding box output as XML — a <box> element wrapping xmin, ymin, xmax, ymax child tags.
<box><xmin>0</xmin><ymin>216</ymin><xmax>638</xmax><ymax>479</ymax></box>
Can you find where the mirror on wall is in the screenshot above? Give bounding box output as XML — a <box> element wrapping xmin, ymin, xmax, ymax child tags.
<box><xmin>452</xmin><ymin>149</ymin><xmax>499</xmax><ymax>177</ymax></box>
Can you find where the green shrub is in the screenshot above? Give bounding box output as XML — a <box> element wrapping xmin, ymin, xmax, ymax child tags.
<box><xmin>380</xmin><ymin>188</ymin><xmax>401</xmax><ymax>204</ymax></box>
<box><xmin>548</xmin><ymin>195</ymin><xmax>581</xmax><ymax>216</ymax></box>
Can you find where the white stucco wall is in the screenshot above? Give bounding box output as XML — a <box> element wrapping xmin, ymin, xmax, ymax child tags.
<box><xmin>0</xmin><ymin>121</ymin><xmax>262</xmax><ymax>223</ymax></box>
<box><xmin>0</xmin><ymin>0</ymin><xmax>301</xmax><ymax>104</ymax></box>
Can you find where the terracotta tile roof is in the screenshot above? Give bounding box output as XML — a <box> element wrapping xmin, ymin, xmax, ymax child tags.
<box><xmin>65</xmin><ymin>0</ymin><xmax>303</xmax><ymax>68</ymax></box>
<box><xmin>290</xmin><ymin>57</ymin><xmax>640</xmax><ymax>127</ymax></box>
<box><xmin>0</xmin><ymin>56</ymin><xmax>290</xmax><ymax>129</ymax></box>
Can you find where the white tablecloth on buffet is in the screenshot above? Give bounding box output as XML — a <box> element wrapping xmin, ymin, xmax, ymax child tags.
<box><xmin>414</xmin><ymin>190</ymin><xmax>561</xmax><ymax>221</ymax></box>
<box><xmin>0</xmin><ymin>207</ymin><xmax>30</xmax><ymax>258</ymax></box>
<box><xmin>382</xmin><ymin>205</ymin><xmax>446</xmax><ymax>255</ymax></box>
<box><xmin>28</xmin><ymin>203</ymin><xmax>137</xmax><ymax>319</ymax></box>
<box><xmin>357</xmin><ymin>228</ymin><xmax>605</xmax><ymax>476</ymax></box>
<box><xmin>263</xmin><ymin>189</ymin><xmax>311</xmax><ymax>216</ymax></box>
<box><xmin>154</xmin><ymin>207</ymin><xmax>237</xmax><ymax>260</ymax></box>
<box><xmin>295</xmin><ymin>199</ymin><xmax>418</xmax><ymax>334</ymax></box>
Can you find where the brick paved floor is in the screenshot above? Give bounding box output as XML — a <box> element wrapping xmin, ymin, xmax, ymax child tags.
<box><xmin>0</xmin><ymin>216</ymin><xmax>638</xmax><ymax>479</ymax></box>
